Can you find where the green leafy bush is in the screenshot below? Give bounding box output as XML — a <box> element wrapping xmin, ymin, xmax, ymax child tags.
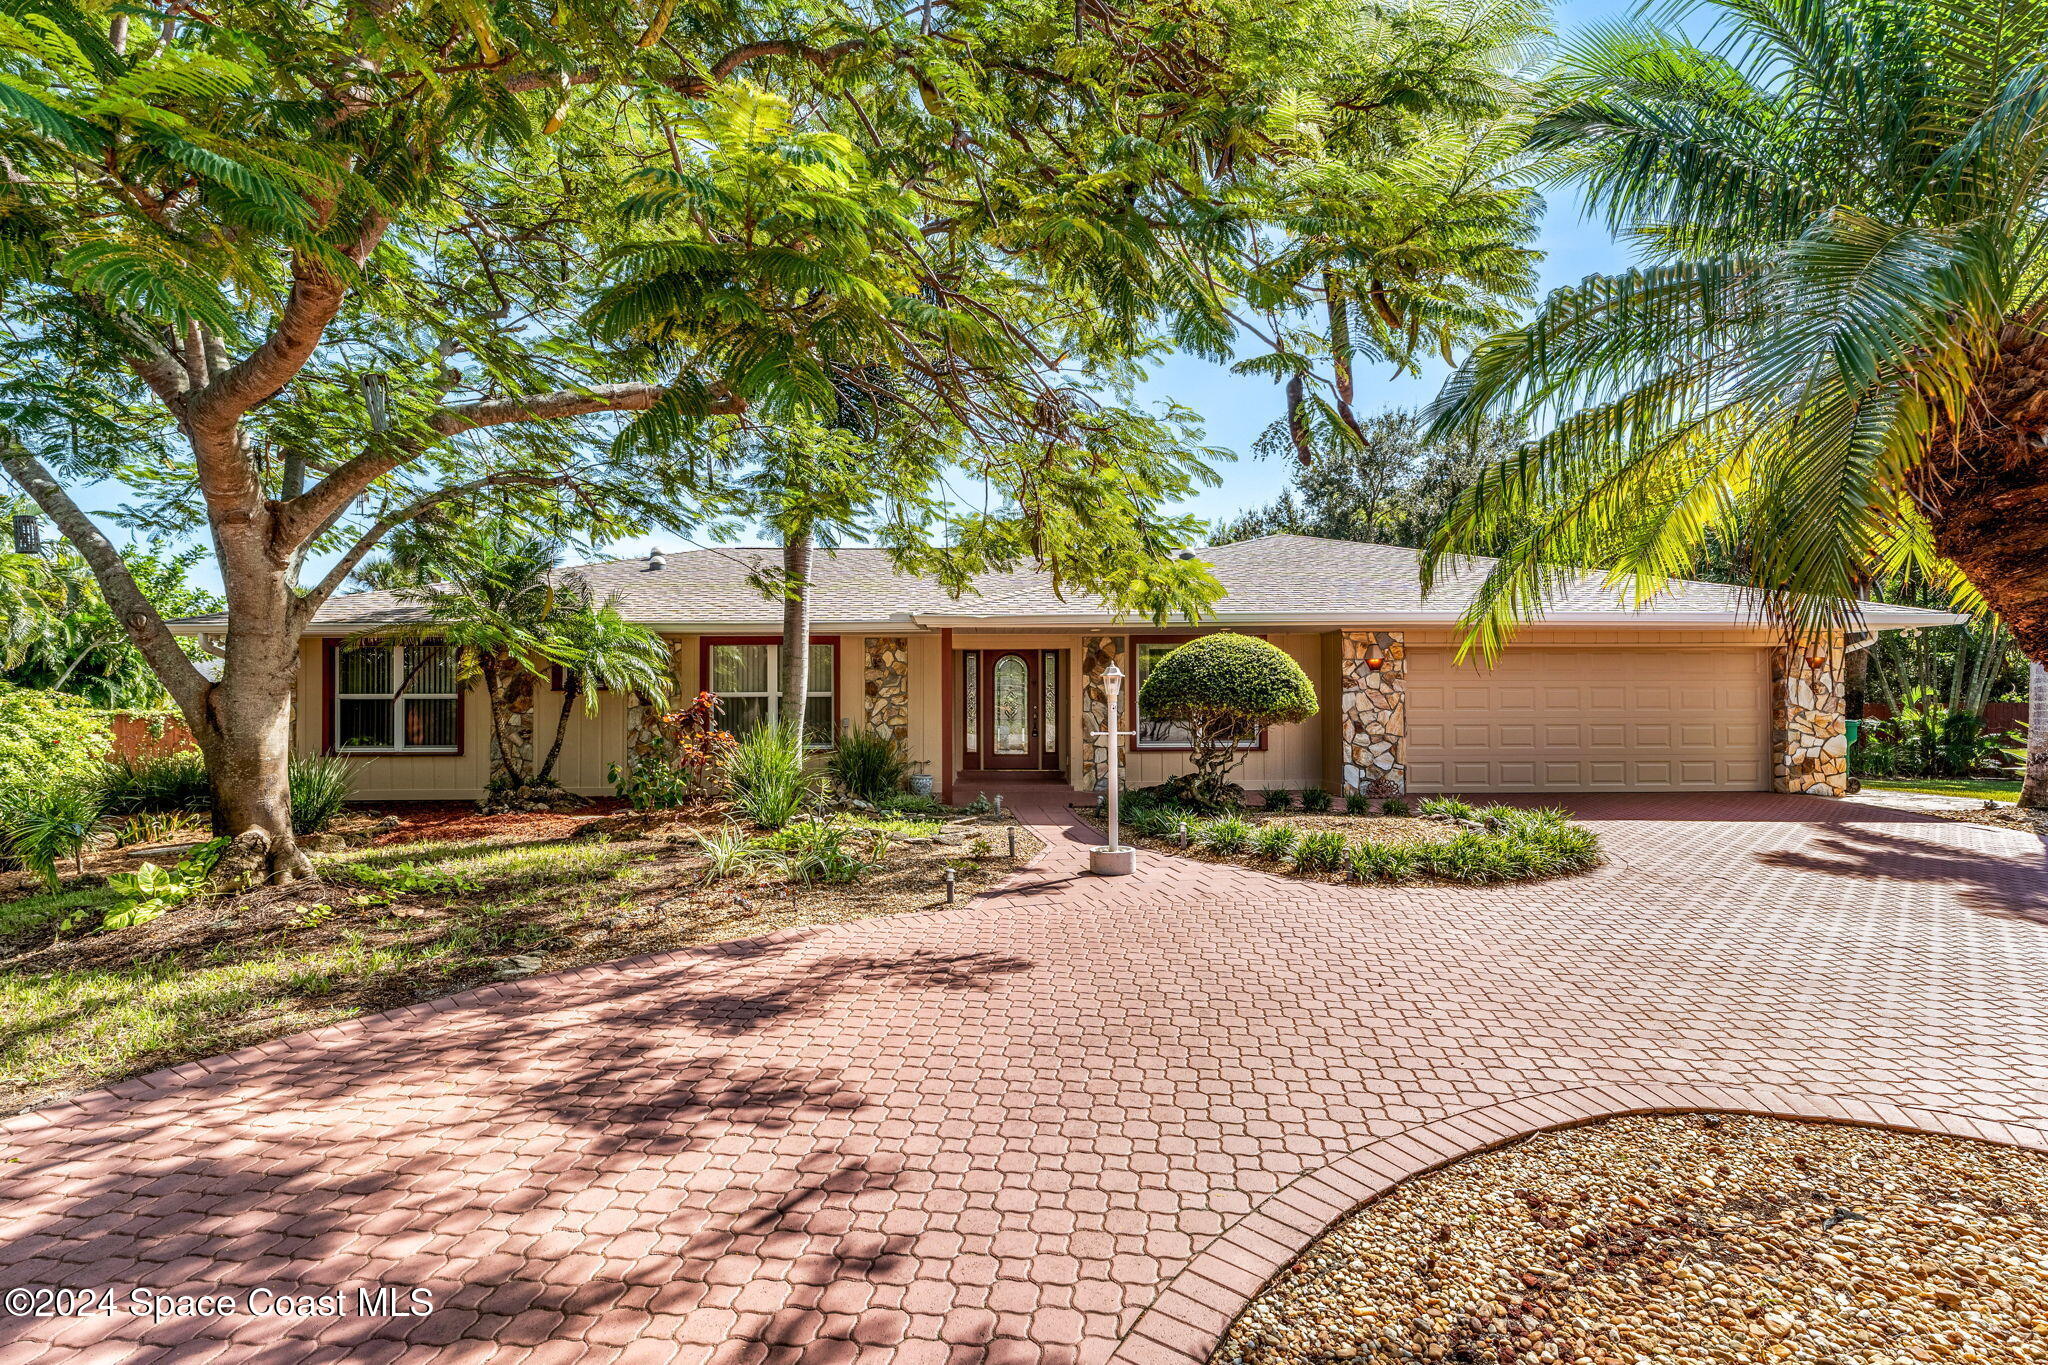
<box><xmin>1260</xmin><ymin>787</ymin><xmax>1294</xmax><ymax>811</ymax></box>
<box><xmin>827</xmin><ymin>730</ymin><xmax>907</xmax><ymax>803</ymax></box>
<box><xmin>725</xmin><ymin>723</ymin><xmax>821</xmax><ymax>829</ymax></box>
<box><xmin>1292</xmin><ymin>829</ymin><xmax>1346</xmax><ymax>872</ymax></box>
<box><xmin>62</xmin><ymin>838</ymin><xmax>227</xmax><ymax>935</ymax></box>
<box><xmin>1419</xmin><ymin>795</ymin><xmax>1477</xmax><ymax>820</ymax></box>
<box><xmin>766</xmin><ymin>822</ymin><xmax>880</xmax><ymax>884</ymax></box>
<box><xmin>99</xmin><ymin>750</ymin><xmax>212</xmax><ymax>815</ymax></box>
<box><xmin>1136</xmin><ymin>635</ymin><xmax>1318</xmax><ymax>804</ymax></box>
<box><xmin>1343</xmin><ymin>792</ymin><xmax>1371</xmax><ymax>815</ymax></box>
<box><xmin>1251</xmin><ymin>823</ymin><xmax>1298</xmax><ymax>860</ymax></box>
<box><xmin>1299</xmin><ymin>785</ymin><xmax>1332</xmax><ymax>813</ymax></box>
<box><xmin>1380</xmin><ymin>796</ymin><xmax>1412</xmax><ymax>817</ymax></box>
<box><xmin>1198</xmin><ymin>815</ymin><xmax>1253</xmax><ymax>854</ymax></box>
<box><xmin>289</xmin><ymin>755</ymin><xmax>359</xmax><ymax>834</ymax></box>
<box><xmin>2</xmin><ymin>786</ymin><xmax>103</xmax><ymax>889</ymax></box>
<box><xmin>0</xmin><ymin>682</ymin><xmax>113</xmax><ymax>794</ymax></box>
<box><xmin>1348</xmin><ymin>840</ymin><xmax>1419</xmax><ymax>881</ymax></box>
<box><xmin>881</xmin><ymin>792</ymin><xmax>947</xmax><ymax>817</ymax></box>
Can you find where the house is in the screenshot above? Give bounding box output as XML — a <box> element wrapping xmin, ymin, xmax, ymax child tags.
<box><xmin>169</xmin><ymin>535</ymin><xmax>1964</xmax><ymax>803</ymax></box>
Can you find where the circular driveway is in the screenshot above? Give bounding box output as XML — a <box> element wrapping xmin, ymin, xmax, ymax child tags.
<box><xmin>3</xmin><ymin>792</ymin><xmax>2045</xmax><ymax>1364</ymax></box>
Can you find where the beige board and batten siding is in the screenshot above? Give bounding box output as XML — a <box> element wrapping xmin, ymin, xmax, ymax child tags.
<box><xmin>1404</xmin><ymin>631</ymin><xmax>1774</xmax><ymax>793</ymax></box>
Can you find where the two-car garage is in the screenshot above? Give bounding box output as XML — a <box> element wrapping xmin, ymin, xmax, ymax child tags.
<box><xmin>1403</xmin><ymin>645</ymin><xmax>1773</xmax><ymax>793</ymax></box>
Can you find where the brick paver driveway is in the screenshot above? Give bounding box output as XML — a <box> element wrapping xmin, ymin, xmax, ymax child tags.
<box><xmin>4</xmin><ymin>793</ymin><xmax>2047</xmax><ymax>1365</ymax></box>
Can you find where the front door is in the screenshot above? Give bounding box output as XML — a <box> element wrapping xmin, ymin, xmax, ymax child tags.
<box><xmin>980</xmin><ymin>650</ymin><xmax>1042</xmax><ymax>770</ymax></box>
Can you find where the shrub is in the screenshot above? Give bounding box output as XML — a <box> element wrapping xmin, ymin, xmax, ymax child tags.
<box><xmin>70</xmin><ymin>839</ymin><xmax>227</xmax><ymax>934</ymax></box>
<box><xmin>1348</xmin><ymin>839</ymin><xmax>1419</xmax><ymax>882</ymax></box>
<box><xmin>1198</xmin><ymin>815</ymin><xmax>1254</xmax><ymax>854</ymax></box>
<box><xmin>0</xmin><ymin>682</ymin><xmax>113</xmax><ymax>794</ymax></box>
<box><xmin>827</xmin><ymin>730</ymin><xmax>907</xmax><ymax>803</ymax></box>
<box><xmin>1299</xmin><ymin>785</ymin><xmax>1332</xmax><ymax>813</ymax></box>
<box><xmin>1292</xmin><ymin>829</ymin><xmax>1345</xmax><ymax>872</ymax></box>
<box><xmin>1124</xmin><ymin>803</ymin><xmax>1184</xmax><ymax>839</ymax></box>
<box><xmin>1260</xmin><ymin>787</ymin><xmax>1294</xmax><ymax>812</ymax></box>
<box><xmin>724</xmin><ymin>723</ymin><xmax>821</xmax><ymax>829</ymax></box>
<box><xmin>767</xmin><ymin>823</ymin><xmax>878</xmax><ymax>884</ymax></box>
<box><xmin>289</xmin><ymin>755</ymin><xmax>359</xmax><ymax>834</ymax></box>
<box><xmin>99</xmin><ymin>750</ymin><xmax>212</xmax><ymax>816</ymax></box>
<box><xmin>1343</xmin><ymin>792</ymin><xmax>1371</xmax><ymax>815</ymax></box>
<box><xmin>1380</xmin><ymin>796</ymin><xmax>1412</xmax><ymax>817</ymax></box>
<box><xmin>1</xmin><ymin>786</ymin><xmax>103</xmax><ymax>889</ymax></box>
<box><xmin>1419</xmin><ymin>795</ymin><xmax>1478</xmax><ymax>820</ymax></box>
<box><xmin>1136</xmin><ymin>635</ymin><xmax>1318</xmax><ymax>805</ymax></box>
<box><xmin>1251</xmin><ymin>823</ymin><xmax>1298</xmax><ymax>860</ymax></box>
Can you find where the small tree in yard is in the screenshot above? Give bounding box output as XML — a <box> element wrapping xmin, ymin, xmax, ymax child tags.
<box><xmin>1137</xmin><ymin>635</ymin><xmax>1319</xmax><ymax>809</ymax></box>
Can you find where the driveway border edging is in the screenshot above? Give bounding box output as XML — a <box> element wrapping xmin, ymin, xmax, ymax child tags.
<box><xmin>1109</xmin><ymin>1082</ymin><xmax>2048</xmax><ymax>1365</ymax></box>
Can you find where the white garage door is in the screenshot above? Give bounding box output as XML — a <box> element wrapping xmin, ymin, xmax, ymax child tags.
<box><xmin>1405</xmin><ymin>647</ymin><xmax>1771</xmax><ymax>792</ymax></box>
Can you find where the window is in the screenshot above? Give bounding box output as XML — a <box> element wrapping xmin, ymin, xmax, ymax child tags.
<box><xmin>334</xmin><ymin>642</ymin><xmax>459</xmax><ymax>753</ymax></box>
<box><xmin>707</xmin><ymin>640</ymin><xmax>836</xmax><ymax>745</ymax></box>
<box><xmin>1132</xmin><ymin>638</ymin><xmax>1263</xmax><ymax>750</ymax></box>
<box><xmin>1042</xmin><ymin>651</ymin><xmax>1058</xmax><ymax>753</ymax></box>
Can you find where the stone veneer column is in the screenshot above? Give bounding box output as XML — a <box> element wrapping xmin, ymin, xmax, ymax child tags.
<box><xmin>625</xmin><ymin>638</ymin><xmax>689</xmax><ymax>776</ymax></box>
<box><xmin>1339</xmin><ymin>629</ymin><xmax>1406</xmax><ymax>796</ymax></box>
<box><xmin>862</xmin><ymin>636</ymin><xmax>911</xmax><ymax>749</ymax></box>
<box><xmin>1080</xmin><ymin>634</ymin><xmax>1126</xmax><ymax>793</ymax></box>
<box><xmin>1772</xmin><ymin>638</ymin><xmax>1849</xmax><ymax>796</ymax></box>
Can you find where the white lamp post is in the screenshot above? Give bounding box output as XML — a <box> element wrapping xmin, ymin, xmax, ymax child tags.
<box><xmin>1089</xmin><ymin>662</ymin><xmax>1136</xmax><ymax>876</ymax></box>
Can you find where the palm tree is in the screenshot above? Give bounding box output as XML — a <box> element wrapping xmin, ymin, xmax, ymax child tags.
<box><xmin>381</xmin><ymin>525</ymin><xmax>570</xmax><ymax>798</ymax></box>
<box><xmin>1423</xmin><ymin>0</ymin><xmax>2048</xmax><ymax>805</ymax></box>
<box><xmin>534</xmin><ymin>591</ymin><xmax>675</xmax><ymax>788</ymax></box>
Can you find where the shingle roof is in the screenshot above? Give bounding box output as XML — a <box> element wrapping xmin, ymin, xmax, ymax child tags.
<box><xmin>168</xmin><ymin>535</ymin><xmax>1965</xmax><ymax>632</ymax></box>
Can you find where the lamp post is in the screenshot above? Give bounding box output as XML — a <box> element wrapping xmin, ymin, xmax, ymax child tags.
<box><xmin>1089</xmin><ymin>663</ymin><xmax>1137</xmax><ymax>876</ymax></box>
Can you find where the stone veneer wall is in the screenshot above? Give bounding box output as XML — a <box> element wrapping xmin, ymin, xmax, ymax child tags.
<box><xmin>1772</xmin><ymin>639</ymin><xmax>1849</xmax><ymax>796</ymax></box>
<box><xmin>1080</xmin><ymin>635</ymin><xmax>1126</xmax><ymax>793</ymax></box>
<box><xmin>625</xmin><ymin>638</ymin><xmax>690</xmax><ymax>775</ymax></box>
<box><xmin>863</xmin><ymin>636</ymin><xmax>911</xmax><ymax>749</ymax></box>
<box><xmin>1338</xmin><ymin>629</ymin><xmax>1406</xmax><ymax>796</ymax></box>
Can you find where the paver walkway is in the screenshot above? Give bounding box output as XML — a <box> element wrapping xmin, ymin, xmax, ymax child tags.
<box><xmin>4</xmin><ymin>792</ymin><xmax>2047</xmax><ymax>1365</ymax></box>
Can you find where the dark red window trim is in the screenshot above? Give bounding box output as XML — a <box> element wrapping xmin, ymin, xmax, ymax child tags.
<box><xmin>695</xmin><ymin>634</ymin><xmax>843</xmax><ymax>743</ymax></box>
<box><xmin>321</xmin><ymin>637</ymin><xmax>467</xmax><ymax>758</ymax></box>
<box><xmin>1126</xmin><ymin>631</ymin><xmax>1274</xmax><ymax>754</ymax></box>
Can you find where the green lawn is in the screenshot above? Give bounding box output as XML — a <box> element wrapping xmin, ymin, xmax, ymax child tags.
<box><xmin>1861</xmin><ymin>777</ymin><xmax>2021</xmax><ymax>802</ymax></box>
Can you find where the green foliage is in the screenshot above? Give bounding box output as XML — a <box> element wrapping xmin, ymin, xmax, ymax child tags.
<box><xmin>1292</xmin><ymin>829</ymin><xmax>1347</xmax><ymax>873</ymax></box>
<box><xmin>1139</xmin><ymin>636</ymin><xmax>1319</xmax><ymax>806</ymax></box>
<box><xmin>880</xmin><ymin>793</ymin><xmax>946</xmax><ymax>818</ymax></box>
<box><xmin>1299</xmin><ymin>786</ymin><xmax>1333</xmax><ymax>813</ymax></box>
<box><xmin>287</xmin><ymin>756</ymin><xmax>358</xmax><ymax>835</ymax></box>
<box><xmin>1197</xmin><ymin>815</ymin><xmax>1254</xmax><ymax>854</ymax></box>
<box><xmin>71</xmin><ymin>839</ymin><xmax>229</xmax><ymax>934</ymax></box>
<box><xmin>724</xmin><ymin>723</ymin><xmax>820</xmax><ymax>830</ymax></box>
<box><xmin>1379</xmin><ymin>796</ymin><xmax>1412</xmax><ymax>817</ymax></box>
<box><xmin>1260</xmin><ymin>787</ymin><xmax>1295</xmax><ymax>812</ymax></box>
<box><xmin>1855</xmin><ymin>689</ymin><xmax>2013</xmax><ymax>780</ymax></box>
<box><xmin>1419</xmin><ymin>795</ymin><xmax>1478</xmax><ymax>820</ymax></box>
<box><xmin>0</xmin><ymin>681</ymin><xmax>111</xmax><ymax>794</ymax></box>
<box><xmin>827</xmin><ymin>731</ymin><xmax>907</xmax><ymax>804</ymax></box>
<box><xmin>1422</xmin><ymin>0</ymin><xmax>2048</xmax><ymax>652</ymax></box>
<box><xmin>1</xmin><ymin>785</ymin><xmax>102</xmax><ymax>889</ymax></box>
<box><xmin>1344</xmin><ymin>792</ymin><xmax>1372</xmax><ymax>815</ymax></box>
<box><xmin>1251</xmin><ymin>823</ymin><xmax>1300</xmax><ymax>860</ymax></box>
<box><xmin>1348</xmin><ymin>840</ymin><xmax>1420</xmax><ymax>882</ymax></box>
<box><xmin>694</xmin><ymin>825</ymin><xmax>758</xmax><ymax>884</ymax></box>
<box><xmin>762</xmin><ymin>821</ymin><xmax>880</xmax><ymax>885</ymax></box>
<box><xmin>2</xmin><ymin>543</ymin><xmax>222</xmax><ymax>709</ymax></box>
<box><xmin>99</xmin><ymin>750</ymin><xmax>211</xmax><ymax>816</ymax></box>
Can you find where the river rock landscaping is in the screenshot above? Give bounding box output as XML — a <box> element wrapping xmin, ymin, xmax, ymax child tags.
<box><xmin>1215</xmin><ymin>1112</ymin><xmax>2048</xmax><ymax>1365</ymax></box>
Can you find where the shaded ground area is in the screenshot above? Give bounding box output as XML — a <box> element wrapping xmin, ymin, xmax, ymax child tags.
<box><xmin>1216</xmin><ymin>1113</ymin><xmax>2048</xmax><ymax>1365</ymax></box>
<box><xmin>0</xmin><ymin>791</ymin><xmax>2045</xmax><ymax>1364</ymax></box>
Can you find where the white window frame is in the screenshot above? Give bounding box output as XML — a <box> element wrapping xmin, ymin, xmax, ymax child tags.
<box><xmin>708</xmin><ymin>641</ymin><xmax>837</xmax><ymax>749</ymax></box>
<box><xmin>334</xmin><ymin>642</ymin><xmax>460</xmax><ymax>755</ymax></box>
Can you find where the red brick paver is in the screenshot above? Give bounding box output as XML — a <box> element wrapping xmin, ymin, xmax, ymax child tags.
<box><xmin>4</xmin><ymin>792</ymin><xmax>2046</xmax><ymax>1364</ymax></box>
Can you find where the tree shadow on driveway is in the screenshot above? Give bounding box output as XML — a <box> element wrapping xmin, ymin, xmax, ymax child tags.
<box><xmin>1755</xmin><ymin>823</ymin><xmax>2048</xmax><ymax>925</ymax></box>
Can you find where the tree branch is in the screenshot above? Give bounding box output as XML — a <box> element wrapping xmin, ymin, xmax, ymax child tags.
<box><xmin>0</xmin><ymin>446</ymin><xmax>208</xmax><ymax>713</ymax></box>
<box><xmin>295</xmin><ymin>471</ymin><xmax>579</xmax><ymax>619</ymax></box>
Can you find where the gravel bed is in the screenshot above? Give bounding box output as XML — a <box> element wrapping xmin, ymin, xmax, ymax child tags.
<box><xmin>1216</xmin><ymin>1113</ymin><xmax>2048</xmax><ymax>1365</ymax></box>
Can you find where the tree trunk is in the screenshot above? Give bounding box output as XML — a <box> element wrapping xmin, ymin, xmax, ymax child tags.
<box><xmin>2023</xmin><ymin>661</ymin><xmax>2048</xmax><ymax>809</ymax></box>
<box><xmin>780</xmin><ymin>527</ymin><xmax>814</xmax><ymax>741</ymax></box>
<box><xmin>193</xmin><ymin>631</ymin><xmax>312</xmax><ymax>885</ymax></box>
<box><xmin>536</xmin><ymin>676</ymin><xmax>581</xmax><ymax>787</ymax></box>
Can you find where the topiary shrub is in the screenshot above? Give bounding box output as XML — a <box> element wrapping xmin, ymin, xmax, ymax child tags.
<box><xmin>1138</xmin><ymin>634</ymin><xmax>1318</xmax><ymax>807</ymax></box>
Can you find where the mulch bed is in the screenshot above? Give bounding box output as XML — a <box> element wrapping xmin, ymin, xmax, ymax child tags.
<box><xmin>1217</xmin><ymin>1112</ymin><xmax>2048</xmax><ymax>1365</ymax></box>
<box><xmin>353</xmin><ymin>798</ymin><xmax>629</xmax><ymax>846</ymax></box>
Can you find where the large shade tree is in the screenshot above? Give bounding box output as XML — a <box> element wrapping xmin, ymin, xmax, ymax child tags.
<box><xmin>0</xmin><ymin>0</ymin><xmax>1547</xmax><ymax>881</ymax></box>
<box><xmin>1422</xmin><ymin>0</ymin><xmax>2048</xmax><ymax>804</ymax></box>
